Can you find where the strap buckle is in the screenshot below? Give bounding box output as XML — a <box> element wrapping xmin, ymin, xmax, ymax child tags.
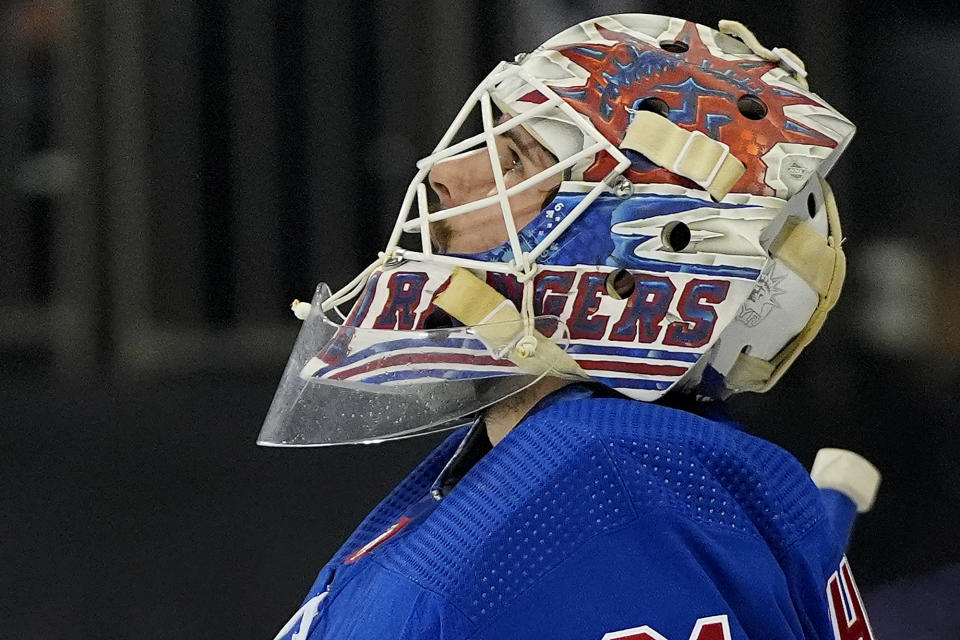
<box><xmin>771</xmin><ymin>47</ymin><xmax>808</xmax><ymax>78</ymax></box>
<box><xmin>672</xmin><ymin>130</ymin><xmax>731</xmax><ymax>189</ymax></box>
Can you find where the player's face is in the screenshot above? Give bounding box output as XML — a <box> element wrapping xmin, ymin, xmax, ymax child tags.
<box><xmin>428</xmin><ymin>118</ymin><xmax>560</xmax><ymax>254</ymax></box>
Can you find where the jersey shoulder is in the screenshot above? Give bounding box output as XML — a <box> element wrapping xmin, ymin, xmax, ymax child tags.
<box><xmin>371</xmin><ymin>398</ymin><xmax>637</xmax><ymax>625</ymax></box>
<box><xmin>566</xmin><ymin>397</ymin><xmax>834</xmax><ymax>557</ymax></box>
<box><xmin>323</xmin><ymin>396</ymin><xmax>842</xmax><ymax>639</ymax></box>
<box><xmin>374</xmin><ymin>397</ymin><xmax>826</xmax><ymax>613</ymax></box>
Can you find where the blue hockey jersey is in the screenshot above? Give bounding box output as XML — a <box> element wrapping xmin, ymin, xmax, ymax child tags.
<box><xmin>274</xmin><ymin>391</ymin><xmax>874</xmax><ymax>639</ymax></box>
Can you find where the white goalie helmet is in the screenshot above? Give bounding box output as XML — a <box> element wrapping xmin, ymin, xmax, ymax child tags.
<box><xmin>259</xmin><ymin>14</ymin><xmax>855</xmax><ymax>446</ymax></box>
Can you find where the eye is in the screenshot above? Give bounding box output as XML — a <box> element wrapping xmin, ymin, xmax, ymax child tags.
<box><xmin>505</xmin><ymin>147</ymin><xmax>522</xmax><ymax>173</ymax></box>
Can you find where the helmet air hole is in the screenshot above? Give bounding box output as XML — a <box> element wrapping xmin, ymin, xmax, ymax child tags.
<box><xmin>659</xmin><ymin>40</ymin><xmax>689</xmax><ymax>53</ymax></box>
<box><xmin>423</xmin><ymin>309</ymin><xmax>454</xmax><ymax>330</ymax></box>
<box><xmin>605</xmin><ymin>269</ymin><xmax>636</xmax><ymax>300</ymax></box>
<box><xmin>807</xmin><ymin>193</ymin><xmax>817</xmax><ymax>218</ymax></box>
<box><xmin>737</xmin><ymin>94</ymin><xmax>768</xmax><ymax>120</ymax></box>
<box><xmin>637</xmin><ymin>97</ymin><xmax>670</xmax><ymax>118</ymax></box>
<box><xmin>661</xmin><ymin>221</ymin><xmax>691</xmax><ymax>252</ymax></box>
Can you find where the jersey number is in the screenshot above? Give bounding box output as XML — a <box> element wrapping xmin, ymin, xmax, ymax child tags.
<box><xmin>826</xmin><ymin>556</ymin><xmax>874</xmax><ymax>640</ymax></box>
<box><xmin>601</xmin><ymin>614</ymin><xmax>731</xmax><ymax>640</ymax></box>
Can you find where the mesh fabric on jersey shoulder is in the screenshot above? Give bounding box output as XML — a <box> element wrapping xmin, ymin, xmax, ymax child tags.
<box><xmin>579</xmin><ymin>398</ymin><xmax>827</xmax><ymax>558</ymax></box>
<box><xmin>328</xmin><ymin>426</ymin><xmax>469</xmax><ymax>567</ymax></box>
<box><xmin>372</xmin><ymin>404</ymin><xmax>635</xmax><ymax>625</ymax></box>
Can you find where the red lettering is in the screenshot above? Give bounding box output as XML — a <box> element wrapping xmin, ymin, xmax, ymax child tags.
<box><xmin>569</xmin><ymin>272</ymin><xmax>610</xmax><ymax>340</ymax></box>
<box><xmin>601</xmin><ymin>627</ymin><xmax>668</xmax><ymax>640</ymax></box>
<box><xmin>663</xmin><ymin>279</ymin><xmax>729</xmax><ymax>348</ymax></box>
<box><xmin>344</xmin><ymin>271</ymin><xmax>382</xmax><ymax>327</ymax></box>
<box><xmin>486</xmin><ymin>271</ymin><xmax>523</xmax><ymax>308</ymax></box>
<box><xmin>609</xmin><ymin>275</ymin><xmax>675</xmax><ymax>343</ymax></box>
<box><xmin>688</xmin><ymin>615</ymin><xmax>732</xmax><ymax>640</ymax></box>
<box><xmin>826</xmin><ymin>557</ymin><xmax>874</xmax><ymax>640</ymax></box>
<box><xmin>535</xmin><ymin>270</ymin><xmax>576</xmax><ymax>317</ymax></box>
<box><xmin>372</xmin><ymin>272</ymin><xmax>429</xmax><ymax>330</ymax></box>
<box><xmin>601</xmin><ymin>615</ymin><xmax>731</xmax><ymax>640</ymax></box>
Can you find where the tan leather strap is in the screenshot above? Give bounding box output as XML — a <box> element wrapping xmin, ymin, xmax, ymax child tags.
<box><xmin>727</xmin><ymin>177</ymin><xmax>845</xmax><ymax>392</ymax></box>
<box><xmin>717</xmin><ymin>19</ymin><xmax>809</xmax><ymax>89</ymax></box>
<box><xmin>724</xmin><ymin>352</ymin><xmax>776</xmax><ymax>391</ymax></box>
<box><xmin>621</xmin><ymin>111</ymin><xmax>745</xmax><ymax>201</ymax></box>
<box><xmin>433</xmin><ymin>267</ymin><xmax>587</xmax><ymax>379</ymax></box>
<box><xmin>769</xmin><ymin>217</ymin><xmax>844</xmax><ymax>298</ymax></box>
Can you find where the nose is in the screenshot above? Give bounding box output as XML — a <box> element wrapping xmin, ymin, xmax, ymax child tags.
<box><xmin>428</xmin><ymin>148</ymin><xmax>493</xmax><ymax>209</ymax></box>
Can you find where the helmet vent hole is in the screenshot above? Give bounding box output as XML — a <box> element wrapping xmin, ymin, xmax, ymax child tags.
<box><xmin>737</xmin><ymin>94</ymin><xmax>768</xmax><ymax>120</ymax></box>
<box><xmin>662</xmin><ymin>221</ymin><xmax>692</xmax><ymax>252</ymax></box>
<box><xmin>807</xmin><ymin>193</ymin><xmax>817</xmax><ymax>218</ymax></box>
<box><xmin>423</xmin><ymin>309</ymin><xmax>454</xmax><ymax>330</ymax></box>
<box><xmin>659</xmin><ymin>40</ymin><xmax>689</xmax><ymax>53</ymax></box>
<box><xmin>637</xmin><ymin>97</ymin><xmax>670</xmax><ymax>118</ymax></box>
<box><xmin>605</xmin><ymin>269</ymin><xmax>635</xmax><ymax>300</ymax></box>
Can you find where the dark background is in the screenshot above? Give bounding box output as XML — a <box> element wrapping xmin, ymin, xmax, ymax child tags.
<box><xmin>2</xmin><ymin>1</ymin><xmax>958</xmax><ymax>638</ymax></box>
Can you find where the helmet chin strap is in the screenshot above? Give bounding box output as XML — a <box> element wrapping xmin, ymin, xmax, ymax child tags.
<box><xmin>432</xmin><ymin>266</ymin><xmax>587</xmax><ymax>380</ymax></box>
<box><xmin>515</xmin><ymin>259</ymin><xmax>540</xmax><ymax>359</ymax></box>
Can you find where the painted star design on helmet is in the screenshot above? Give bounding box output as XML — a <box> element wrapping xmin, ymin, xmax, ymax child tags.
<box><xmin>542</xmin><ymin>21</ymin><xmax>838</xmax><ymax>196</ymax></box>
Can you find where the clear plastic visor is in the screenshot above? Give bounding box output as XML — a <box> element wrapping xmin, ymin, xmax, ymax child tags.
<box><xmin>258</xmin><ymin>283</ymin><xmax>570</xmax><ymax>446</ymax></box>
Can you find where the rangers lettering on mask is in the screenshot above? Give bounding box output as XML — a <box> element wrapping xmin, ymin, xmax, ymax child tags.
<box><xmin>569</xmin><ymin>273</ymin><xmax>612</xmax><ymax>340</ymax></box>
<box><xmin>366</xmin><ymin>269</ymin><xmax>730</xmax><ymax>348</ymax></box>
<box><xmin>609</xmin><ymin>275</ymin><xmax>675</xmax><ymax>343</ymax></box>
<box><xmin>535</xmin><ymin>270</ymin><xmax>578</xmax><ymax>318</ymax></box>
<box><xmin>372</xmin><ymin>272</ymin><xmax>430</xmax><ymax>330</ymax></box>
<box><xmin>664</xmin><ymin>279</ymin><xmax>731</xmax><ymax>348</ymax></box>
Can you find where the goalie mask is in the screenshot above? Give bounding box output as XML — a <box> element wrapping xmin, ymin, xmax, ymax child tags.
<box><xmin>259</xmin><ymin>14</ymin><xmax>854</xmax><ymax>446</ymax></box>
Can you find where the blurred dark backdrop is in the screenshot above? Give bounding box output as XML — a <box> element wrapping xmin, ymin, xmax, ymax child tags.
<box><xmin>2</xmin><ymin>1</ymin><xmax>958</xmax><ymax>638</ymax></box>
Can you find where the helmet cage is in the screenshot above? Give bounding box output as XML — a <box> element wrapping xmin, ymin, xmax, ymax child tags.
<box><xmin>322</xmin><ymin>61</ymin><xmax>630</xmax><ymax>318</ymax></box>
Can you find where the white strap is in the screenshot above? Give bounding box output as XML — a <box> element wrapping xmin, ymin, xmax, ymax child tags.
<box><xmin>811</xmin><ymin>448</ymin><xmax>882</xmax><ymax>513</ymax></box>
<box><xmin>718</xmin><ymin>20</ymin><xmax>809</xmax><ymax>89</ymax></box>
<box><xmin>621</xmin><ymin>111</ymin><xmax>746</xmax><ymax>201</ymax></box>
<box><xmin>769</xmin><ymin>217</ymin><xmax>843</xmax><ymax>297</ymax></box>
